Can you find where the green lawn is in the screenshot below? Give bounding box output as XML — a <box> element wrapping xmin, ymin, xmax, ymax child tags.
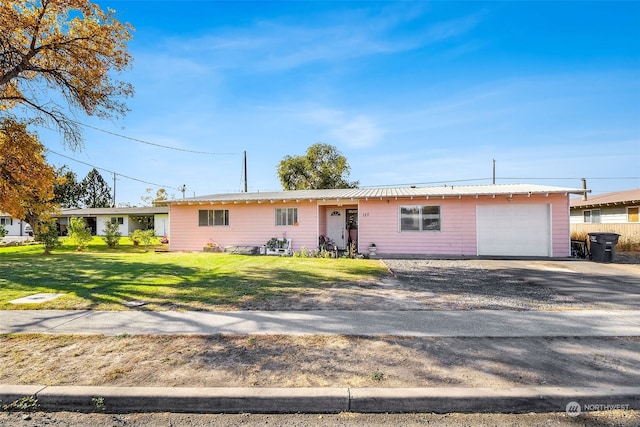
<box><xmin>0</xmin><ymin>238</ymin><xmax>388</xmax><ymax>311</ymax></box>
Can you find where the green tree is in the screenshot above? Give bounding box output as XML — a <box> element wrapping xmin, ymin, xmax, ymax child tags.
<box><xmin>81</xmin><ymin>168</ymin><xmax>112</xmax><ymax>208</ymax></box>
<box><xmin>0</xmin><ymin>0</ymin><xmax>134</xmax><ymax>149</ymax></box>
<box><xmin>277</xmin><ymin>143</ymin><xmax>359</xmax><ymax>190</ymax></box>
<box><xmin>100</xmin><ymin>220</ymin><xmax>122</xmax><ymax>249</ymax></box>
<box><xmin>53</xmin><ymin>166</ymin><xmax>83</xmax><ymax>208</ymax></box>
<box><xmin>67</xmin><ymin>216</ymin><xmax>92</xmax><ymax>251</ymax></box>
<box><xmin>36</xmin><ymin>221</ymin><xmax>60</xmax><ymax>254</ymax></box>
<box><xmin>141</xmin><ymin>188</ymin><xmax>171</xmax><ymax>206</ymax></box>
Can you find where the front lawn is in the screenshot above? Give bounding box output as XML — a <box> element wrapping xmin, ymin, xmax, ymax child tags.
<box><xmin>0</xmin><ymin>238</ymin><xmax>388</xmax><ymax>311</ymax></box>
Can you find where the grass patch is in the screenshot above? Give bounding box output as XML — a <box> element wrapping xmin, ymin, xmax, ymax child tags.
<box><xmin>370</xmin><ymin>370</ymin><xmax>385</xmax><ymax>382</ymax></box>
<box><xmin>0</xmin><ymin>237</ymin><xmax>389</xmax><ymax>311</ymax></box>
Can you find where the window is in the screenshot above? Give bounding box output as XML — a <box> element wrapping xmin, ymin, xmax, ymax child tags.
<box><xmin>0</xmin><ymin>218</ymin><xmax>8</xmax><ymax>226</ymax></box>
<box><xmin>583</xmin><ymin>209</ymin><xmax>601</xmax><ymax>224</ymax></box>
<box><xmin>400</xmin><ymin>205</ymin><xmax>441</xmax><ymax>231</ymax></box>
<box><xmin>275</xmin><ymin>208</ymin><xmax>298</xmax><ymax>226</ymax></box>
<box><xmin>198</xmin><ymin>209</ymin><xmax>229</xmax><ymax>226</ymax></box>
<box><xmin>628</xmin><ymin>207</ymin><xmax>639</xmax><ymax>223</ymax></box>
<box><xmin>110</xmin><ymin>217</ymin><xmax>124</xmax><ymax>225</ymax></box>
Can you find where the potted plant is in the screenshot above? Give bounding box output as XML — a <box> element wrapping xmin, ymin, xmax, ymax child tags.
<box><xmin>368</xmin><ymin>243</ymin><xmax>377</xmax><ymax>256</ymax></box>
<box><xmin>266</xmin><ymin>238</ymin><xmax>279</xmax><ymax>251</ymax></box>
<box><xmin>203</xmin><ymin>242</ymin><xmax>220</xmax><ymax>252</ymax></box>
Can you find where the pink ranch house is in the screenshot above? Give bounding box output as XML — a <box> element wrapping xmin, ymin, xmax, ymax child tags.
<box><xmin>166</xmin><ymin>183</ymin><xmax>586</xmax><ymax>258</ymax></box>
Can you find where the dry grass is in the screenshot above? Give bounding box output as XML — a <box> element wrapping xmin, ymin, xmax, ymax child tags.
<box><xmin>2</xmin><ymin>334</ymin><xmax>639</xmax><ymax>389</ymax></box>
<box><xmin>571</xmin><ymin>230</ymin><xmax>640</xmax><ymax>252</ymax></box>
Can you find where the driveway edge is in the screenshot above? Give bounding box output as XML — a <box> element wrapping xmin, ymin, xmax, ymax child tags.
<box><xmin>2</xmin><ymin>385</ymin><xmax>639</xmax><ymax>414</ymax></box>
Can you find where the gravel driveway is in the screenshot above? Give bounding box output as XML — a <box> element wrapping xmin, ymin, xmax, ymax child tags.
<box><xmin>382</xmin><ymin>257</ymin><xmax>640</xmax><ymax>311</ymax></box>
<box><xmin>243</xmin><ymin>254</ymin><xmax>640</xmax><ymax>311</ymax></box>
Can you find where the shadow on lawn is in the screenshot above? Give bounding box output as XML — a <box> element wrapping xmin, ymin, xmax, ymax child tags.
<box><xmin>0</xmin><ymin>253</ymin><xmax>382</xmax><ymax>311</ymax></box>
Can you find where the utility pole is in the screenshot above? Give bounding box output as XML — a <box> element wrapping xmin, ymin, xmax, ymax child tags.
<box><xmin>112</xmin><ymin>172</ymin><xmax>116</xmax><ymax>207</ymax></box>
<box><xmin>492</xmin><ymin>159</ymin><xmax>496</xmax><ymax>185</ymax></box>
<box><xmin>243</xmin><ymin>150</ymin><xmax>248</xmax><ymax>193</ymax></box>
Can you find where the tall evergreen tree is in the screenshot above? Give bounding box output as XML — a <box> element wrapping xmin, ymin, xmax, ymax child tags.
<box><xmin>53</xmin><ymin>166</ymin><xmax>83</xmax><ymax>208</ymax></box>
<box><xmin>81</xmin><ymin>168</ymin><xmax>112</xmax><ymax>208</ymax></box>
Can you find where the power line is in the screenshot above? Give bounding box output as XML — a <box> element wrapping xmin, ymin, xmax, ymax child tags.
<box><xmin>498</xmin><ymin>177</ymin><xmax>640</xmax><ymax>180</ymax></box>
<box><xmin>363</xmin><ymin>176</ymin><xmax>639</xmax><ymax>189</ymax></box>
<box><xmin>46</xmin><ymin>149</ymin><xmax>182</xmax><ymax>191</ymax></box>
<box><xmin>70</xmin><ymin>120</ymin><xmax>241</xmax><ymax>156</ymax></box>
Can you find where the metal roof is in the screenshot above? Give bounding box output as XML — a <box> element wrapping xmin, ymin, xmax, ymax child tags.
<box><xmin>167</xmin><ymin>183</ymin><xmax>587</xmax><ymax>205</ymax></box>
<box><xmin>570</xmin><ymin>188</ymin><xmax>640</xmax><ymax>209</ymax></box>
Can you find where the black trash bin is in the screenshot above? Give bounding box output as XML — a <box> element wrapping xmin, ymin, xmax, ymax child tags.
<box><xmin>588</xmin><ymin>232</ymin><xmax>620</xmax><ymax>263</ymax></box>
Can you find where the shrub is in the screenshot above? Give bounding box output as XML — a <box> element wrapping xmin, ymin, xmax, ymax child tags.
<box><xmin>130</xmin><ymin>229</ymin><xmax>156</xmax><ymax>250</ymax></box>
<box><xmin>570</xmin><ymin>231</ymin><xmax>589</xmax><ymax>242</ymax></box>
<box><xmin>36</xmin><ymin>221</ymin><xmax>61</xmax><ymax>254</ymax></box>
<box><xmin>67</xmin><ymin>217</ymin><xmax>93</xmax><ymax>251</ymax></box>
<box><xmin>293</xmin><ymin>246</ymin><xmax>310</xmax><ymax>258</ymax></box>
<box><xmin>101</xmin><ymin>220</ymin><xmax>122</xmax><ymax>249</ymax></box>
<box><xmin>0</xmin><ymin>224</ymin><xmax>7</xmax><ymax>241</ymax></box>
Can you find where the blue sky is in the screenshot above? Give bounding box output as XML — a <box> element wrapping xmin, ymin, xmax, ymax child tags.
<box><xmin>41</xmin><ymin>1</ymin><xmax>639</xmax><ymax>205</ymax></box>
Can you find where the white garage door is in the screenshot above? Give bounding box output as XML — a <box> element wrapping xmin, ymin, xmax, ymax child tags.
<box><xmin>477</xmin><ymin>204</ymin><xmax>551</xmax><ymax>256</ymax></box>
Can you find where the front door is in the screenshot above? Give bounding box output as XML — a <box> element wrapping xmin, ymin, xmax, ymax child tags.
<box><xmin>326</xmin><ymin>209</ymin><xmax>346</xmax><ymax>249</ymax></box>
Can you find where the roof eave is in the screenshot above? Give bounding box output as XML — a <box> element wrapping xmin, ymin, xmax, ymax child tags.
<box><xmin>168</xmin><ymin>189</ymin><xmax>585</xmax><ymax>206</ymax></box>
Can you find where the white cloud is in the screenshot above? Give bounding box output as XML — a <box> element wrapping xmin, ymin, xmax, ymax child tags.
<box><xmin>331</xmin><ymin>115</ymin><xmax>383</xmax><ymax>148</ymax></box>
<box><xmin>295</xmin><ymin>106</ymin><xmax>384</xmax><ymax>148</ymax></box>
<box><xmin>159</xmin><ymin>6</ymin><xmax>485</xmax><ymax>72</ymax></box>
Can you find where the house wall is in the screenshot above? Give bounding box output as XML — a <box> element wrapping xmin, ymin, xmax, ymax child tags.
<box><xmin>169</xmin><ymin>202</ymin><xmax>318</xmax><ymax>252</ymax></box>
<box><xmin>551</xmin><ymin>196</ymin><xmax>571</xmax><ymax>257</ymax></box>
<box><xmin>571</xmin><ymin>206</ymin><xmax>636</xmax><ymax>224</ymax></box>
<box><xmin>358</xmin><ymin>194</ymin><xmax>570</xmax><ymax>257</ymax></box>
<box><xmin>168</xmin><ymin>193</ymin><xmax>572</xmax><ymax>256</ymax></box>
<box><xmin>358</xmin><ymin>198</ymin><xmax>475</xmax><ymax>256</ymax></box>
<box><xmin>0</xmin><ymin>216</ymin><xmax>31</xmax><ymax>236</ymax></box>
<box><xmin>95</xmin><ymin>215</ymin><xmax>127</xmax><ymax>236</ymax></box>
<box><xmin>154</xmin><ymin>214</ymin><xmax>170</xmax><ymax>237</ymax></box>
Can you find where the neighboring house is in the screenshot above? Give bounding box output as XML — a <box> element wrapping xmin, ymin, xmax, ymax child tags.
<box><xmin>0</xmin><ymin>214</ymin><xmax>32</xmax><ymax>237</ymax></box>
<box><xmin>57</xmin><ymin>206</ymin><xmax>169</xmax><ymax>237</ymax></box>
<box><xmin>570</xmin><ymin>188</ymin><xmax>640</xmax><ymax>246</ymax></box>
<box><xmin>166</xmin><ymin>183</ymin><xmax>585</xmax><ymax>258</ymax></box>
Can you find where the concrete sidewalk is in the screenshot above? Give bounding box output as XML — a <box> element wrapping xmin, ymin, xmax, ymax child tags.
<box><xmin>1</xmin><ymin>309</ymin><xmax>639</xmax><ymax>337</ymax></box>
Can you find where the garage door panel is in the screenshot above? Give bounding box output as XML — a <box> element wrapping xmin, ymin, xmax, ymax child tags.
<box><xmin>477</xmin><ymin>204</ymin><xmax>550</xmax><ymax>256</ymax></box>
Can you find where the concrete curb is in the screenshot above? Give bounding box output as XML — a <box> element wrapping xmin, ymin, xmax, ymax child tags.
<box><xmin>2</xmin><ymin>385</ymin><xmax>639</xmax><ymax>414</ymax></box>
<box><xmin>349</xmin><ymin>386</ymin><xmax>640</xmax><ymax>413</ymax></box>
